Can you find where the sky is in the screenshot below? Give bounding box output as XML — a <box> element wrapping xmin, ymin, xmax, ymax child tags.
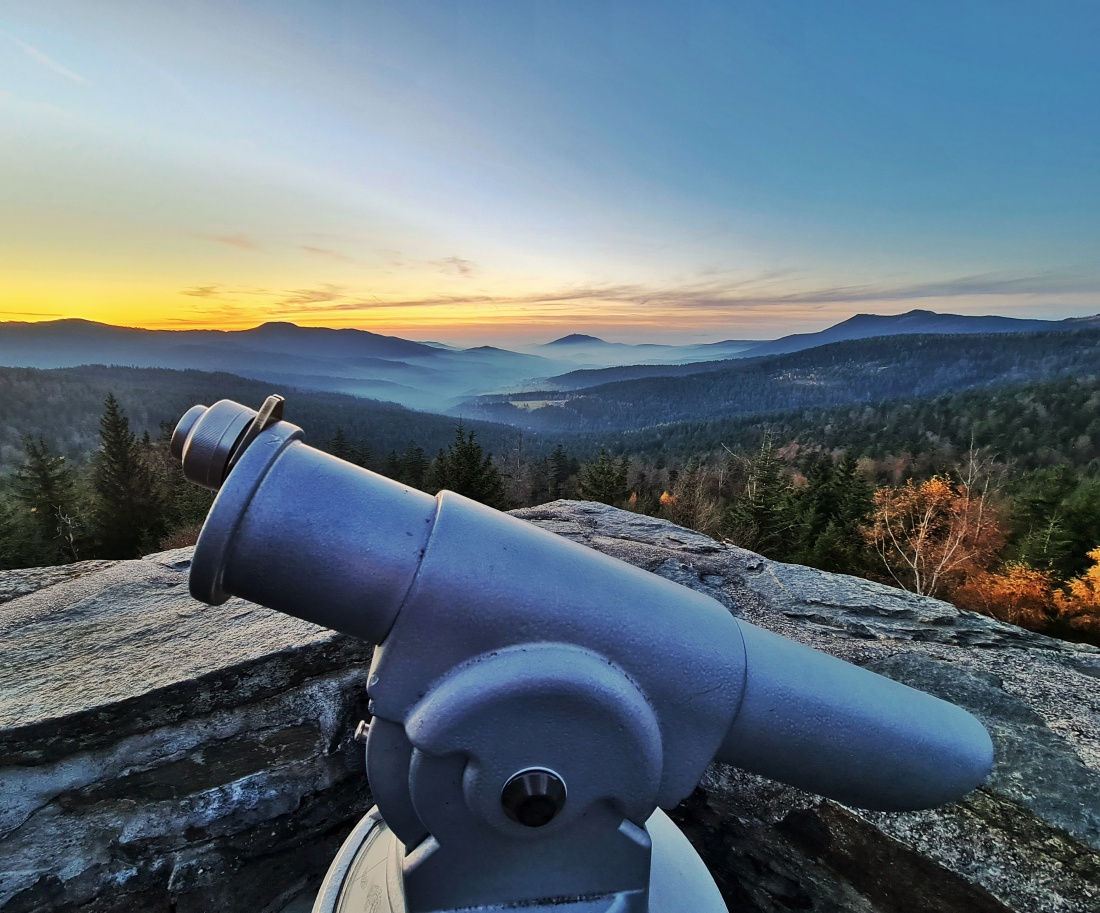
<box><xmin>0</xmin><ymin>1</ymin><xmax>1097</xmax><ymax>346</ymax></box>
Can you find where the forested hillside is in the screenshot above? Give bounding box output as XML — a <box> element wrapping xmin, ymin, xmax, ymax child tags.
<box><xmin>5</xmin><ymin>337</ymin><xmax>1100</xmax><ymax>649</ymax></box>
<box><xmin>539</xmin><ymin>357</ymin><xmax>736</xmax><ymax>391</ymax></box>
<box><xmin>582</xmin><ymin>373</ymin><xmax>1100</xmax><ymax>468</ymax></box>
<box><xmin>460</xmin><ymin>329</ymin><xmax>1100</xmax><ymax>432</ymax></box>
<box><xmin>0</xmin><ymin>365</ymin><xmax>522</xmax><ymax>472</ymax></box>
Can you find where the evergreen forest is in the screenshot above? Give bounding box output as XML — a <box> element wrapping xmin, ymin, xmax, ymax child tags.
<box><xmin>461</xmin><ymin>328</ymin><xmax>1100</xmax><ymax>433</ymax></box>
<box><xmin>5</xmin><ymin>341</ymin><xmax>1100</xmax><ymax>649</ymax></box>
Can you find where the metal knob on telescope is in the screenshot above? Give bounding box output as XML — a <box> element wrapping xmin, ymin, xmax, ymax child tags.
<box><xmin>501</xmin><ymin>769</ymin><xmax>567</xmax><ymax>827</ymax></box>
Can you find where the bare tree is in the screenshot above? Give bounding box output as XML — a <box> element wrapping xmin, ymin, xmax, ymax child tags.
<box><xmin>867</xmin><ymin>449</ymin><xmax>1006</xmax><ymax>598</ymax></box>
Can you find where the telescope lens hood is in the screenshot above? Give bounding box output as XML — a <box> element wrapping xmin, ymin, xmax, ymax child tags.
<box><xmin>170</xmin><ymin>404</ymin><xmax>207</xmax><ymax>461</ymax></box>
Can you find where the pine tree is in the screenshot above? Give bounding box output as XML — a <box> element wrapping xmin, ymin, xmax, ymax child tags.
<box><xmin>353</xmin><ymin>441</ymin><xmax>374</xmax><ymax>471</ymax></box>
<box><xmin>91</xmin><ymin>393</ymin><xmax>166</xmax><ymax>558</ymax></box>
<box><xmin>425</xmin><ymin>425</ymin><xmax>506</xmax><ymax>507</ymax></box>
<box><xmin>384</xmin><ymin>450</ymin><xmax>402</xmax><ymax>480</ymax></box>
<box><xmin>578</xmin><ymin>450</ymin><xmax>631</xmax><ymax>506</ymax></box>
<box><xmin>328</xmin><ymin>427</ymin><xmax>355</xmax><ymax>463</ymax></box>
<box><xmin>790</xmin><ymin>451</ymin><xmax>874</xmax><ymax>574</ymax></box>
<box><xmin>398</xmin><ymin>443</ymin><xmax>430</xmax><ymax>490</ymax></box>
<box><xmin>13</xmin><ymin>435</ymin><xmax>83</xmax><ymax>562</ymax></box>
<box><xmin>147</xmin><ymin>421</ymin><xmax>215</xmax><ymax>546</ymax></box>
<box><xmin>549</xmin><ymin>445</ymin><xmax>574</xmax><ymax>499</ymax></box>
<box><xmin>723</xmin><ymin>438</ymin><xmax>794</xmax><ymax>559</ymax></box>
<box><xmin>0</xmin><ymin>496</ymin><xmax>43</xmax><ymax>570</ymax></box>
<box><xmin>1047</xmin><ymin>477</ymin><xmax>1100</xmax><ymax>581</ymax></box>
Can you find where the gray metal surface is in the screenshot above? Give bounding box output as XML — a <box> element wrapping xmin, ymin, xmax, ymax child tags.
<box><xmin>310</xmin><ymin>808</ymin><xmax>726</xmax><ymax>913</ymax></box>
<box><xmin>311</xmin><ymin>808</ymin><xmax>407</xmax><ymax>913</ymax></box>
<box><xmin>175</xmin><ymin>400</ymin><xmax>253</xmax><ymax>489</ymax></box>
<box><xmin>191</xmin><ymin>425</ymin><xmax>434</xmax><ymax>645</ymax></box>
<box><xmin>717</xmin><ymin>621</ymin><xmax>994</xmax><ymax>810</ymax></box>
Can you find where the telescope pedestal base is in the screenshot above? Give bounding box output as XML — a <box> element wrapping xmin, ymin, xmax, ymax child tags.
<box><xmin>310</xmin><ymin>807</ymin><xmax>727</xmax><ymax>913</ymax></box>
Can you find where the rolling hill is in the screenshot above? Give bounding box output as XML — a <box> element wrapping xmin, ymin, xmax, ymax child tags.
<box><xmin>455</xmin><ymin>327</ymin><xmax>1100</xmax><ymax>434</ymax></box>
<box><xmin>0</xmin><ymin>364</ymin><xmax>526</xmax><ymax>473</ymax></box>
<box><xmin>4</xmin><ymin>310</ymin><xmax>1097</xmax><ymax>418</ymax></box>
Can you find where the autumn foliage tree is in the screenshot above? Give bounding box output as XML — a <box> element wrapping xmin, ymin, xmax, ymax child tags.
<box><xmin>952</xmin><ymin>563</ymin><xmax>1055</xmax><ymax>629</ymax></box>
<box><xmin>1052</xmin><ymin>547</ymin><xmax>1100</xmax><ymax>638</ymax></box>
<box><xmin>951</xmin><ymin>548</ymin><xmax>1100</xmax><ymax>645</ymax></box>
<box><xmin>867</xmin><ymin>461</ymin><xmax>1005</xmax><ymax>599</ymax></box>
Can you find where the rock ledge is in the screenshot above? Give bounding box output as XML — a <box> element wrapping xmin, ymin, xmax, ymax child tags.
<box><xmin>1</xmin><ymin>501</ymin><xmax>1097</xmax><ymax>913</ymax></box>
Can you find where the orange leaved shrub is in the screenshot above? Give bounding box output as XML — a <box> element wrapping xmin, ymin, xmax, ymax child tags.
<box><xmin>951</xmin><ymin>563</ymin><xmax>1055</xmax><ymax>629</ymax></box>
<box><xmin>868</xmin><ymin>474</ymin><xmax>1005</xmax><ymax>599</ymax></box>
<box><xmin>1052</xmin><ymin>547</ymin><xmax>1100</xmax><ymax>637</ymax></box>
<box><xmin>951</xmin><ymin>548</ymin><xmax>1100</xmax><ymax>643</ymax></box>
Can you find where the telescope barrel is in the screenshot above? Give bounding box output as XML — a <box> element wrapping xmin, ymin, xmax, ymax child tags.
<box><xmin>177</xmin><ymin>402</ymin><xmax>437</xmax><ymax>645</ymax></box>
<box><xmin>173</xmin><ymin>398</ymin><xmax>993</xmax><ymax>817</ymax></box>
<box><xmin>716</xmin><ymin>622</ymin><xmax>993</xmax><ymax>811</ymax></box>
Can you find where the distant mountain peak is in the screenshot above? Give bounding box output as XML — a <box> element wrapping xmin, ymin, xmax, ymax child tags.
<box><xmin>254</xmin><ymin>320</ymin><xmax>300</xmax><ymax>330</ymax></box>
<box><xmin>843</xmin><ymin>309</ymin><xmax>936</xmax><ymax>325</ymax></box>
<box><xmin>545</xmin><ymin>333</ymin><xmax>607</xmax><ymax>346</ymax></box>
<box><xmin>738</xmin><ymin>308</ymin><xmax>1075</xmax><ymax>360</ymax></box>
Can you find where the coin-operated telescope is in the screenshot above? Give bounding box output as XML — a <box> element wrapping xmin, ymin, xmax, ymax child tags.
<box><xmin>172</xmin><ymin>396</ymin><xmax>993</xmax><ymax>913</ymax></box>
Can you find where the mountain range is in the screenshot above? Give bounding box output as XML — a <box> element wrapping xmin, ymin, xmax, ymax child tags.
<box><xmin>0</xmin><ymin>309</ymin><xmax>1096</xmax><ymax>414</ymax></box>
<box><xmin>736</xmin><ymin>309</ymin><xmax>1100</xmax><ymax>358</ymax></box>
<box><xmin>458</xmin><ymin>326</ymin><xmax>1100</xmax><ymax>435</ymax></box>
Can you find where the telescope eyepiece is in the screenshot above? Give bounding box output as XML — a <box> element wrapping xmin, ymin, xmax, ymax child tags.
<box><xmin>171</xmin><ymin>395</ymin><xmax>285</xmax><ymax>490</ymax></box>
<box><xmin>170</xmin><ymin>404</ymin><xmax>207</xmax><ymax>461</ymax></box>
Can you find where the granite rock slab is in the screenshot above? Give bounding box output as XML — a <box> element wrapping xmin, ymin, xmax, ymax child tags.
<box><xmin>2</xmin><ymin>502</ymin><xmax>1098</xmax><ymax>912</ymax></box>
<box><xmin>0</xmin><ymin>548</ymin><xmax>373</xmax><ymax>912</ymax></box>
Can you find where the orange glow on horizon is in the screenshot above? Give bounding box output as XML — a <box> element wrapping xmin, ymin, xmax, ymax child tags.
<box><xmin>0</xmin><ymin>272</ymin><xmax>797</xmax><ymax>343</ymax></box>
<box><xmin>5</xmin><ymin>270</ymin><xmax>1097</xmax><ymax>347</ymax></box>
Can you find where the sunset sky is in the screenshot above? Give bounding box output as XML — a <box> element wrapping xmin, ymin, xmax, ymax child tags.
<box><xmin>1</xmin><ymin>1</ymin><xmax>1097</xmax><ymax>345</ymax></box>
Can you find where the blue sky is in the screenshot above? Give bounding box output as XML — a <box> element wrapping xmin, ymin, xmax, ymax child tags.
<box><xmin>1</xmin><ymin>1</ymin><xmax>1097</xmax><ymax>343</ymax></box>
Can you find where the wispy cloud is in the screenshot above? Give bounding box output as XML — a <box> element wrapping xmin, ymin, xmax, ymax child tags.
<box><xmin>377</xmin><ymin>249</ymin><xmax>407</xmax><ymax>267</ymax></box>
<box><xmin>403</xmin><ymin>270</ymin><xmax>1096</xmax><ymax>313</ymax></box>
<box><xmin>0</xmin><ymin>29</ymin><xmax>89</xmax><ymax>85</ymax></box>
<box><xmin>433</xmin><ymin>256</ymin><xmax>476</xmax><ymax>277</ymax></box>
<box><xmin>271</xmin><ymin>293</ymin><xmax>494</xmax><ymax>314</ymax></box>
<box><xmin>181</xmin><ymin>285</ymin><xmax>222</xmax><ymax>299</ymax></box>
<box><xmin>375</xmin><ymin>250</ymin><xmax>476</xmax><ymax>277</ymax></box>
<box><xmin>155</xmin><ymin>303</ymin><xmax>259</xmax><ymax>326</ymax></box>
<box><xmin>670</xmin><ymin>271</ymin><xmax>1100</xmax><ymax>309</ymax></box>
<box><xmin>0</xmin><ymin>310</ymin><xmax>62</xmax><ymax>318</ymax></box>
<box><xmin>303</xmin><ymin>246</ymin><xmax>356</xmax><ymax>263</ymax></box>
<box><xmin>278</xmin><ymin>284</ymin><xmax>346</xmax><ymax>306</ymax></box>
<box><xmin>202</xmin><ymin>233</ymin><xmax>257</xmax><ymax>250</ymax></box>
<box><xmin>176</xmin><ymin>268</ymin><xmax>1099</xmax><ymax>333</ymax></box>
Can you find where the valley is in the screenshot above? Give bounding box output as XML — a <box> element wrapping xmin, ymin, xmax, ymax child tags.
<box><xmin>5</xmin><ymin>309</ymin><xmax>1100</xmax><ymax>647</ymax></box>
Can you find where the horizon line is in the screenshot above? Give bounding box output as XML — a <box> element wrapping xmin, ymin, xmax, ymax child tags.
<box><xmin>3</xmin><ymin>306</ymin><xmax>1099</xmax><ymax>350</ymax></box>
